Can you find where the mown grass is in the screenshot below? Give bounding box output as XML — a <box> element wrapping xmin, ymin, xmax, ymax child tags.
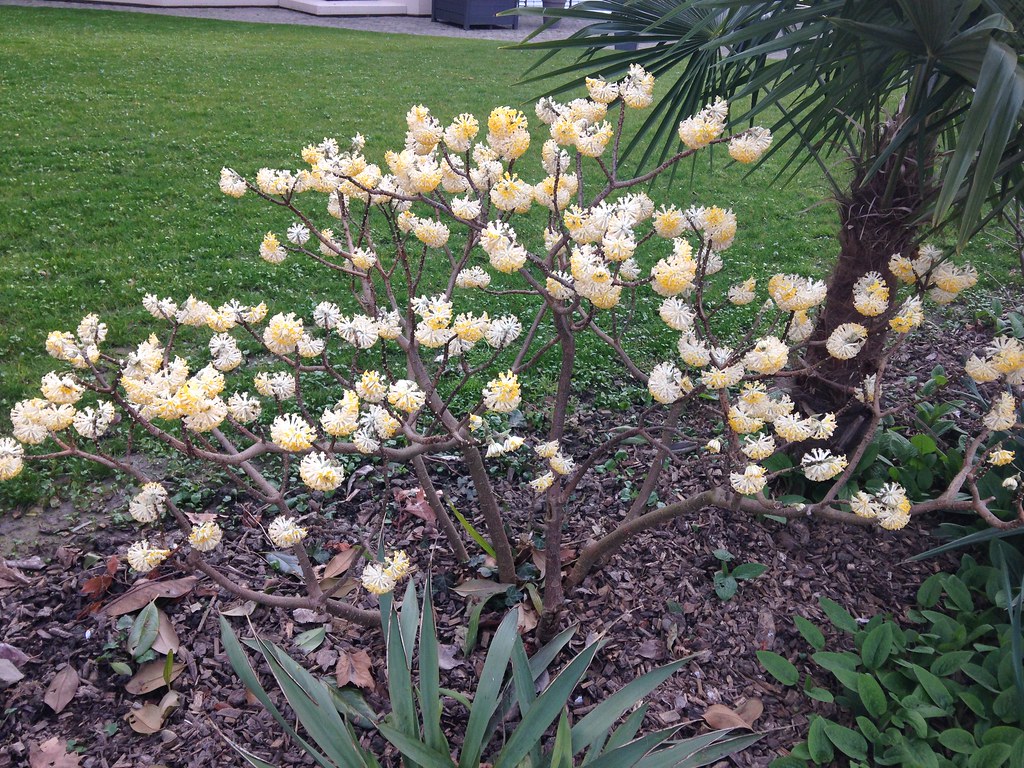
<box><xmin>0</xmin><ymin>7</ymin><xmax>1019</xmax><ymax>507</ymax></box>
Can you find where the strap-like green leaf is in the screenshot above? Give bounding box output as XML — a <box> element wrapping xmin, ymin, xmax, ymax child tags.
<box><xmin>386</xmin><ymin>599</ymin><xmax>421</xmax><ymax>761</ymax></box>
<box><xmin>258</xmin><ymin>637</ymin><xmax>374</xmax><ymax>768</ymax></box>
<box><xmin>493</xmin><ymin>638</ymin><xmax>604</xmax><ymax>768</ymax></box>
<box><xmin>418</xmin><ymin>586</ymin><xmax>448</xmax><ymax>756</ymax></box>
<box><xmin>571</xmin><ymin>657</ymin><xmax>690</xmax><ymax>755</ymax></box>
<box><xmin>550</xmin><ymin>709</ymin><xmax>574</xmax><ymax>768</ymax></box>
<box><xmin>377</xmin><ymin>722</ymin><xmax>456</xmax><ymax>768</ymax></box>
<box><xmin>584</xmin><ymin>725</ymin><xmax>678</xmax><ymax>768</ymax></box>
<box><xmin>458</xmin><ymin>610</ymin><xmax>520</xmax><ymax>768</ymax></box>
<box><xmin>218</xmin><ymin>616</ymin><xmax>337</xmax><ymax>768</ymax></box>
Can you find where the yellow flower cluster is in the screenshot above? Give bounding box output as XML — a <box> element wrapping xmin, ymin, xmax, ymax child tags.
<box><xmin>966</xmin><ymin>336</ymin><xmax>1024</xmax><ymax>385</ymax></box>
<box><xmin>361</xmin><ymin>550</ymin><xmax>414</xmax><ymax>595</ymax></box>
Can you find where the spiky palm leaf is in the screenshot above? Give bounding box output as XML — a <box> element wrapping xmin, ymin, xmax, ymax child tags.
<box><xmin>515</xmin><ymin>0</ymin><xmax>1024</xmax><ymax>247</ymax></box>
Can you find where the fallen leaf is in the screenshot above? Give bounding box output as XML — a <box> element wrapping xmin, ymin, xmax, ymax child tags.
<box><xmin>335</xmin><ymin>649</ymin><xmax>375</xmax><ymax>691</ymax></box>
<box><xmin>0</xmin><ymin>643</ymin><xmax>29</xmax><ymax>667</ymax></box>
<box><xmin>185</xmin><ymin>510</ymin><xmax>219</xmax><ymax>525</ymax></box>
<box><xmin>43</xmin><ymin>666</ymin><xmax>80</xmax><ymax>714</ymax></box>
<box><xmin>0</xmin><ymin>561</ymin><xmax>30</xmax><ymax>587</ymax></box>
<box><xmin>219</xmin><ymin>600</ymin><xmax>256</xmax><ymax>617</ymax></box>
<box><xmin>703</xmin><ymin>698</ymin><xmax>763</xmax><ymax>731</ymax></box>
<box><xmin>292</xmin><ymin>608</ymin><xmax>326</xmax><ymax>624</ymax></box>
<box><xmin>104</xmin><ymin>577</ymin><xmax>198</xmax><ymax>617</ymax></box>
<box><xmin>29</xmin><ymin>737</ymin><xmax>81</xmax><ymax>768</ymax></box>
<box><xmin>517</xmin><ymin>603</ymin><xmax>538</xmax><ymax>635</ymax></box>
<box><xmin>151</xmin><ymin>610</ymin><xmax>180</xmax><ymax>655</ymax></box>
<box><xmin>125</xmin><ymin>660</ymin><xmax>184</xmax><ymax>695</ymax></box>
<box><xmin>437</xmin><ymin>644</ymin><xmax>463</xmax><ymax>671</ymax></box>
<box><xmin>265</xmin><ymin>551</ymin><xmax>302</xmax><ymax>577</ymax></box>
<box><xmin>295</xmin><ymin>627</ymin><xmax>326</xmax><ymax>653</ymax></box>
<box><xmin>0</xmin><ymin>658</ymin><xmax>24</xmax><ymax>689</ymax></box>
<box><xmin>636</xmin><ymin>638</ymin><xmax>666</xmax><ymax>660</ymax></box>
<box><xmin>735</xmin><ymin>697</ymin><xmax>764</xmax><ymax>727</ymax></box>
<box><xmin>81</xmin><ymin>575</ymin><xmax>113</xmax><ymax>600</ymax></box>
<box><xmin>393</xmin><ymin>487</ymin><xmax>436</xmax><ymax>526</ymax></box>
<box><xmin>451</xmin><ymin>579</ymin><xmax>513</xmax><ymax>599</ymax></box>
<box><xmin>55</xmin><ymin>547</ymin><xmax>80</xmax><ymax>568</ymax></box>
<box><xmin>126</xmin><ymin>690</ymin><xmax>180</xmax><ymax>735</ymax></box>
<box><xmin>323</xmin><ymin>548</ymin><xmax>360</xmax><ymax>579</ymax></box>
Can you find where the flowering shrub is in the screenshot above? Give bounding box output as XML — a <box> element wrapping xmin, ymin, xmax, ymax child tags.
<box><xmin>1</xmin><ymin>65</ymin><xmax>1021</xmax><ymax>631</ymax></box>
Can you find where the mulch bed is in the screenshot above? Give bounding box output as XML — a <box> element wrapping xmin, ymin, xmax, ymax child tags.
<box><xmin>0</xmin><ymin>318</ymin><xmax>991</xmax><ymax>767</ymax></box>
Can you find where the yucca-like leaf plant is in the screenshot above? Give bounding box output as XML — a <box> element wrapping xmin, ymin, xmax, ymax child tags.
<box><xmin>220</xmin><ymin>579</ymin><xmax>762</xmax><ymax>767</ymax></box>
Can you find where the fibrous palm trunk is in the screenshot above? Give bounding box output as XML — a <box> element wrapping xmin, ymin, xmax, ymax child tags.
<box><xmin>796</xmin><ymin>125</ymin><xmax>928</xmax><ymax>449</ymax></box>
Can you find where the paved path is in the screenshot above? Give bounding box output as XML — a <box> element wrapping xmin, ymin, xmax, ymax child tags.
<box><xmin>0</xmin><ymin>0</ymin><xmax>590</xmax><ymax>41</ymax></box>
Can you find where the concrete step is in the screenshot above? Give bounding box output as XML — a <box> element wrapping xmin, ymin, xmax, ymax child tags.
<box><xmin>278</xmin><ymin>0</ymin><xmax>410</xmax><ymax>15</ymax></box>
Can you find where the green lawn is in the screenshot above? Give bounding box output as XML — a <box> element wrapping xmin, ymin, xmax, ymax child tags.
<box><xmin>0</xmin><ymin>6</ymin><xmax>1019</xmax><ymax>506</ymax></box>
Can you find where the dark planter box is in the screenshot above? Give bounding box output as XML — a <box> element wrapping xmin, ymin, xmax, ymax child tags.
<box><xmin>432</xmin><ymin>0</ymin><xmax>519</xmax><ymax>30</ymax></box>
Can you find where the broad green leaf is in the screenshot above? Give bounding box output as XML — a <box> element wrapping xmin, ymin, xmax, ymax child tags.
<box><xmin>822</xmin><ymin>719</ymin><xmax>867</xmax><ymax>761</ymax></box>
<box><xmin>128</xmin><ymin>601</ymin><xmax>160</xmax><ymax>660</ymax></box>
<box><xmin>807</xmin><ymin>718</ymin><xmax>834</xmax><ymax>765</ymax></box>
<box><xmin>819</xmin><ymin>597</ymin><xmax>858</xmax><ymax>633</ymax></box>
<box><xmin>965</xmin><ymin>743</ymin><xmax>1011</xmax><ymax>768</ymax></box>
<box><xmin>803</xmin><ymin>676</ymin><xmax>834</xmax><ymax>704</ymax></box>
<box><xmin>911</xmin><ymin>664</ymin><xmax>953</xmax><ymax>709</ymax></box>
<box><xmin>714</xmin><ymin>572</ymin><xmax>738</xmax><ymax>601</ymax></box>
<box><xmin>938</xmin><ymin>728</ymin><xmax>977</xmax><ymax>754</ymax></box>
<box><xmin>793</xmin><ymin>616</ymin><xmax>825</xmax><ymax>651</ymax></box>
<box><xmin>757</xmin><ymin>651</ymin><xmax>799</xmax><ymax>686</ymax></box>
<box><xmin>860</xmin><ymin>624</ymin><xmax>893</xmax><ymax>670</ymax></box>
<box><xmin>941</xmin><ymin>574</ymin><xmax>974</xmax><ymax>613</ymax></box>
<box><xmin>930</xmin><ymin>650</ymin><xmax>974</xmax><ymax>677</ymax></box>
<box><xmin>732</xmin><ymin>563</ymin><xmax>768</xmax><ymax>581</ymax></box>
<box><xmin>900</xmin><ymin>739</ymin><xmax>940</xmax><ymax>768</ymax></box>
<box><xmin>857</xmin><ymin>673</ymin><xmax>887</xmax><ymax>719</ymax></box>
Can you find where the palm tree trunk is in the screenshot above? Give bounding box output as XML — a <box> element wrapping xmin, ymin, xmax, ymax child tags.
<box><xmin>796</xmin><ymin>135</ymin><xmax>925</xmax><ymax>448</ymax></box>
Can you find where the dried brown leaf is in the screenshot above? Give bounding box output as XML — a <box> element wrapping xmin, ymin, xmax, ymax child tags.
<box><xmin>323</xmin><ymin>548</ymin><xmax>359</xmax><ymax>579</ymax></box>
<box><xmin>29</xmin><ymin>737</ymin><xmax>81</xmax><ymax>768</ymax></box>
<box><xmin>703</xmin><ymin>704</ymin><xmax>752</xmax><ymax>731</ymax></box>
<box><xmin>125</xmin><ymin>660</ymin><xmax>184</xmax><ymax>695</ymax></box>
<box><xmin>451</xmin><ymin>579</ymin><xmax>513</xmax><ymax>599</ymax></box>
<box><xmin>80</xmin><ymin>575</ymin><xmax>113</xmax><ymax>600</ymax></box>
<box><xmin>219</xmin><ymin>600</ymin><xmax>256</xmax><ymax>617</ymax></box>
<box><xmin>126</xmin><ymin>690</ymin><xmax>180</xmax><ymax>735</ymax></box>
<box><xmin>335</xmin><ymin>649</ymin><xmax>374</xmax><ymax>691</ymax></box>
<box><xmin>151</xmin><ymin>610</ymin><xmax>180</xmax><ymax>655</ymax></box>
<box><xmin>735</xmin><ymin>697</ymin><xmax>764</xmax><ymax>727</ymax></box>
<box><xmin>43</xmin><ymin>666</ymin><xmax>79</xmax><ymax>714</ymax></box>
<box><xmin>104</xmin><ymin>577</ymin><xmax>197</xmax><ymax>617</ymax></box>
<box><xmin>517</xmin><ymin>604</ymin><xmax>538</xmax><ymax>635</ymax></box>
<box><xmin>393</xmin><ymin>487</ymin><xmax>436</xmax><ymax>525</ymax></box>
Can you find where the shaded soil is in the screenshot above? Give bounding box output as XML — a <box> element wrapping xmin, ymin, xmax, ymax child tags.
<box><xmin>0</xmin><ymin>319</ymin><xmax>992</xmax><ymax>767</ymax></box>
